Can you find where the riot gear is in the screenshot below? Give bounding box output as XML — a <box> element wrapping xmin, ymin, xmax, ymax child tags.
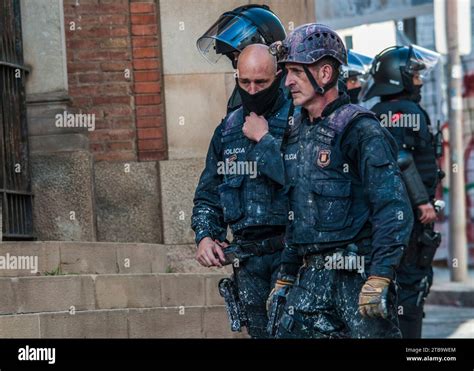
<box><xmin>342</xmin><ymin>50</ymin><xmax>373</xmax><ymax>103</ymax></box>
<box><xmin>368</xmin><ymin>44</ymin><xmax>442</xmax><ymax>339</ymax></box>
<box><xmin>270</xmin><ymin>23</ymin><xmax>347</xmax><ymax>95</ymax></box>
<box><xmin>197</xmin><ymin>4</ymin><xmax>286</xmax><ymax>66</ymax></box>
<box><xmin>271</xmin><ymin>24</ymin><xmax>413</xmax><ymax>339</ymax></box>
<box><xmin>192</xmin><ymin>82</ymin><xmax>292</xmax><ymax>338</ymax></box>
<box><xmin>361</xmin><ymin>45</ymin><xmax>440</xmax><ymax>101</ymax></box>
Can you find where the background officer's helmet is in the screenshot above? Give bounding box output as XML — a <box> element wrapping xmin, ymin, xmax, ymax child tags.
<box><xmin>360</xmin><ymin>45</ymin><xmax>440</xmax><ymax>101</ymax></box>
<box><xmin>197</xmin><ymin>4</ymin><xmax>286</xmax><ymax>65</ymax></box>
<box><xmin>342</xmin><ymin>50</ymin><xmax>373</xmax><ymax>82</ymax></box>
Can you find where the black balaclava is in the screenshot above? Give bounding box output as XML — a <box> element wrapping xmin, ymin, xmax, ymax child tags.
<box><xmin>348</xmin><ymin>87</ymin><xmax>361</xmax><ymax>104</ymax></box>
<box><xmin>380</xmin><ymin>86</ymin><xmax>423</xmax><ymax>104</ymax></box>
<box><xmin>409</xmin><ymin>85</ymin><xmax>422</xmax><ymax>103</ymax></box>
<box><xmin>237</xmin><ymin>73</ymin><xmax>283</xmax><ymax>116</ymax></box>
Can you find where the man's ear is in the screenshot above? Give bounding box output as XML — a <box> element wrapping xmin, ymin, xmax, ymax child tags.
<box><xmin>320</xmin><ymin>64</ymin><xmax>333</xmax><ymax>85</ymax></box>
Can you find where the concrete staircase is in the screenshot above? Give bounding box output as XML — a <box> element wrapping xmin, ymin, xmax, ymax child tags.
<box><xmin>0</xmin><ymin>242</ymin><xmax>244</xmax><ymax>338</ymax></box>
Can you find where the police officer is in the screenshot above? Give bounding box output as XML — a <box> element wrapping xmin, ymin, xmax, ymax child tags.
<box><xmin>192</xmin><ymin>44</ymin><xmax>292</xmax><ymax>338</ymax></box>
<box><xmin>361</xmin><ymin>45</ymin><xmax>442</xmax><ymax>338</ymax></box>
<box><xmin>342</xmin><ymin>50</ymin><xmax>373</xmax><ymax>104</ymax></box>
<box><xmin>267</xmin><ymin>24</ymin><xmax>413</xmax><ymax>338</ymax></box>
<box><xmin>196</xmin><ymin>4</ymin><xmax>286</xmax><ymax>112</ymax></box>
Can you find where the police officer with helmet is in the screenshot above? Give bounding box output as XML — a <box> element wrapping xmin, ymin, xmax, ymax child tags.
<box><xmin>267</xmin><ymin>23</ymin><xmax>413</xmax><ymax>338</ymax></box>
<box><xmin>361</xmin><ymin>45</ymin><xmax>443</xmax><ymax>338</ymax></box>
<box><xmin>342</xmin><ymin>50</ymin><xmax>373</xmax><ymax>104</ymax></box>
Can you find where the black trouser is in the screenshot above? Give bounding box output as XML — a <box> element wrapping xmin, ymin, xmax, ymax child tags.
<box><xmin>276</xmin><ymin>254</ymin><xmax>401</xmax><ymax>339</ymax></box>
<box><xmin>232</xmin><ymin>250</ymin><xmax>281</xmax><ymax>338</ymax></box>
<box><xmin>397</xmin><ymin>221</ymin><xmax>434</xmax><ymax>339</ymax></box>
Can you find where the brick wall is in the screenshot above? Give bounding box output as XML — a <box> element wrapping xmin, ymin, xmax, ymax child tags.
<box><xmin>64</xmin><ymin>0</ymin><xmax>166</xmax><ymax>161</ymax></box>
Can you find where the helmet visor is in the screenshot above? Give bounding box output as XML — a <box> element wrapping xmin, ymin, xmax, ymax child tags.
<box><xmin>342</xmin><ymin>50</ymin><xmax>373</xmax><ymax>82</ymax></box>
<box><xmin>406</xmin><ymin>44</ymin><xmax>441</xmax><ymax>80</ymax></box>
<box><xmin>359</xmin><ymin>73</ymin><xmax>376</xmax><ymax>101</ymax></box>
<box><xmin>196</xmin><ymin>14</ymin><xmax>261</xmax><ymax>64</ymax></box>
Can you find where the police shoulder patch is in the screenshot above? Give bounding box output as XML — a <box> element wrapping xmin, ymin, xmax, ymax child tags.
<box><xmin>317</xmin><ymin>149</ymin><xmax>331</xmax><ymax>167</ymax></box>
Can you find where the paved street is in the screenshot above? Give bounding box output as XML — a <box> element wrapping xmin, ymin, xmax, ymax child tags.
<box><xmin>423</xmin><ymin>305</ymin><xmax>474</xmax><ymax>338</ymax></box>
<box><xmin>420</xmin><ymin>268</ymin><xmax>474</xmax><ymax>338</ymax></box>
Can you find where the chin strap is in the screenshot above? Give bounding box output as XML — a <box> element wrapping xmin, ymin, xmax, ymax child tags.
<box><xmin>303</xmin><ymin>65</ymin><xmax>325</xmax><ymax>95</ymax></box>
<box><xmin>302</xmin><ymin>65</ymin><xmax>339</xmax><ymax>96</ymax></box>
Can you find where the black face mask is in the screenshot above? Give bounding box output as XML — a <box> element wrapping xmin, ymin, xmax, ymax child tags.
<box><xmin>410</xmin><ymin>85</ymin><xmax>422</xmax><ymax>103</ymax></box>
<box><xmin>348</xmin><ymin>87</ymin><xmax>361</xmax><ymax>104</ymax></box>
<box><xmin>237</xmin><ymin>73</ymin><xmax>282</xmax><ymax>116</ymax></box>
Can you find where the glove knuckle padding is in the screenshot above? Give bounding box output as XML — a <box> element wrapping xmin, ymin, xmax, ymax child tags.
<box><xmin>358</xmin><ymin>277</ymin><xmax>390</xmax><ymax>317</ymax></box>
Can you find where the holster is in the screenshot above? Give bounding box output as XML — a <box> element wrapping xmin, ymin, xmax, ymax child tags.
<box><xmin>266</xmin><ymin>285</ymin><xmax>290</xmax><ymax>337</ymax></box>
<box><xmin>416</xmin><ymin>225</ymin><xmax>442</xmax><ymax>268</ymax></box>
<box><xmin>218</xmin><ymin>277</ymin><xmax>248</xmax><ymax>332</ymax></box>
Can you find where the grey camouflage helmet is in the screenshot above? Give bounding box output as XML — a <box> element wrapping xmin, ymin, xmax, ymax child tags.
<box><xmin>270</xmin><ymin>23</ymin><xmax>347</xmax><ymax>66</ymax></box>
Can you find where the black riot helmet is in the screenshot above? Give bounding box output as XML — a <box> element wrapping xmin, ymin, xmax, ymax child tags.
<box><xmin>360</xmin><ymin>44</ymin><xmax>440</xmax><ymax>101</ymax></box>
<box><xmin>196</xmin><ymin>4</ymin><xmax>286</xmax><ymax>66</ymax></box>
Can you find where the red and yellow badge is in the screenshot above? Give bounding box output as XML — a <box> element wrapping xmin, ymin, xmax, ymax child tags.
<box><xmin>316</xmin><ymin>149</ymin><xmax>331</xmax><ymax>167</ymax></box>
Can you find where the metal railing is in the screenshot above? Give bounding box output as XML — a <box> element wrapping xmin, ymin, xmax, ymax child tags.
<box><xmin>0</xmin><ymin>0</ymin><xmax>34</xmax><ymax>240</ymax></box>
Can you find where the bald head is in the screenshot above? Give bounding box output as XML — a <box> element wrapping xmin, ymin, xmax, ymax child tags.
<box><xmin>237</xmin><ymin>44</ymin><xmax>279</xmax><ymax>95</ymax></box>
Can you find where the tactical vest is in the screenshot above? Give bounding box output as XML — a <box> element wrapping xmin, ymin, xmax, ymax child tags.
<box><xmin>284</xmin><ymin>104</ymin><xmax>378</xmax><ymax>245</ymax></box>
<box><xmin>372</xmin><ymin>99</ymin><xmax>438</xmax><ymax>197</ymax></box>
<box><xmin>218</xmin><ymin>100</ymin><xmax>291</xmax><ymax>233</ymax></box>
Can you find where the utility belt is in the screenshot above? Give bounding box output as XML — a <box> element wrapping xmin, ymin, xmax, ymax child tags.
<box><xmin>223</xmin><ymin>234</ymin><xmax>285</xmax><ymax>266</ymax></box>
<box><xmin>297</xmin><ymin>236</ymin><xmax>372</xmax><ymax>258</ymax></box>
<box><xmin>299</xmin><ymin>238</ymin><xmax>372</xmax><ymax>273</ymax></box>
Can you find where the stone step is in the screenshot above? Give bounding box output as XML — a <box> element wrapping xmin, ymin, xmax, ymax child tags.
<box><xmin>0</xmin><ymin>306</ymin><xmax>246</xmax><ymax>338</ymax></box>
<box><xmin>0</xmin><ymin>273</ymin><xmax>227</xmax><ymax>315</ymax></box>
<box><xmin>0</xmin><ymin>241</ymin><xmax>167</xmax><ymax>276</ymax></box>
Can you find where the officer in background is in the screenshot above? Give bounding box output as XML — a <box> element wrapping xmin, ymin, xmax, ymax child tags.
<box><xmin>361</xmin><ymin>45</ymin><xmax>443</xmax><ymax>338</ymax></box>
<box><xmin>192</xmin><ymin>44</ymin><xmax>291</xmax><ymax>338</ymax></box>
<box><xmin>267</xmin><ymin>24</ymin><xmax>413</xmax><ymax>338</ymax></box>
<box><xmin>197</xmin><ymin>4</ymin><xmax>286</xmax><ymax>113</ymax></box>
<box><xmin>342</xmin><ymin>50</ymin><xmax>373</xmax><ymax>104</ymax></box>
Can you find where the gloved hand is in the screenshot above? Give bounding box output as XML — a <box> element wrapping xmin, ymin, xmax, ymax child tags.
<box><xmin>266</xmin><ymin>278</ymin><xmax>293</xmax><ymax>313</ymax></box>
<box><xmin>358</xmin><ymin>276</ymin><xmax>391</xmax><ymax>319</ymax></box>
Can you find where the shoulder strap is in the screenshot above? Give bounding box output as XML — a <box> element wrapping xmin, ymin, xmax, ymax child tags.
<box><xmin>326</xmin><ymin>104</ymin><xmax>377</xmax><ymax>134</ymax></box>
<box><xmin>222</xmin><ymin>107</ymin><xmax>244</xmax><ymax>134</ymax></box>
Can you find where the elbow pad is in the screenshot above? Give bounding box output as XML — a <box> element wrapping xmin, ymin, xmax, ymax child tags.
<box><xmin>397</xmin><ymin>151</ymin><xmax>430</xmax><ymax>206</ymax></box>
